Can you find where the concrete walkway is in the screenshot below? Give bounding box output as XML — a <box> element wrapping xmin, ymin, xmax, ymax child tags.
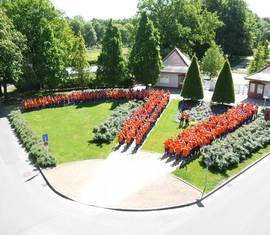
<box><xmin>44</xmin><ymin>147</ymin><xmax>201</xmax><ymax>208</ymax></box>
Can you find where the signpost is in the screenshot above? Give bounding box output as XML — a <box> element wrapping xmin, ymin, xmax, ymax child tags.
<box><xmin>201</xmin><ymin>158</ymin><xmax>211</xmax><ymax>199</ymax></box>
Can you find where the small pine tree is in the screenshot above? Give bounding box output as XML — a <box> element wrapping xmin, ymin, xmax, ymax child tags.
<box><xmin>97</xmin><ymin>20</ymin><xmax>128</xmax><ymax>87</ymax></box>
<box><xmin>212</xmin><ymin>60</ymin><xmax>235</xmax><ymax>104</ymax></box>
<box><xmin>181</xmin><ymin>56</ymin><xmax>204</xmax><ymax>100</ymax></box>
<box><xmin>201</xmin><ymin>42</ymin><xmax>225</xmax><ymax>79</ymax></box>
<box><xmin>129</xmin><ymin>12</ymin><xmax>162</xmax><ymax>86</ymax></box>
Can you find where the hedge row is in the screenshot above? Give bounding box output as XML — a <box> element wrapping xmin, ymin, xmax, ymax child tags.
<box><xmin>8</xmin><ymin>111</ymin><xmax>56</xmax><ymax>168</ymax></box>
<box><xmin>202</xmin><ymin>113</ymin><xmax>270</xmax><ymax>171</ymax></box>
<box><xmin>93</xmin><ymin>100</ymin><xmax>143</xmax><ymax>143</ymax></box>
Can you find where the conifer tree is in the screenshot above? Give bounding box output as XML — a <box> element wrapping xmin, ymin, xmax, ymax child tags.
<box><xmin>97</xmin><ymin>20</ymin><xmax>128</xmax><ymax>87</ymax></box>
<box><xmin>212</xmin><ymin>60</ymin><xmax>235</xmax><ymax>104</ymax></box>
<box><xmin>181</xmin><ymin>56</ymin><xmax>204</xmax><ymax>100</ymax></box>
<box><xmin>129</xmin><ymin>12</ymin><xmax>161</xmax><ymax>86</ymax></box>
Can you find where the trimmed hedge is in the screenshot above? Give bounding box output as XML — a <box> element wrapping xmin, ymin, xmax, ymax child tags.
<box><xmin>8</xmin><ymin>111</ymin><xmax>56</xmax><ymax>168</ymax></box>
<box><xmin>202</xmin><ymin>112</ymin><xmax>270</xmax><ymax>171</ymax></box>
<box><xmin>93</xmin><ymin>100</ymin><xmax>143</xmax><ymax>143</ymax></box>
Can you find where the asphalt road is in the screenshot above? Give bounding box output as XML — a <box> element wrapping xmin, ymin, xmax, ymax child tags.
<box><xmin>1</xmin><ymin>107</ymin><xmax>270</xmax><ymax>235</ymax></box>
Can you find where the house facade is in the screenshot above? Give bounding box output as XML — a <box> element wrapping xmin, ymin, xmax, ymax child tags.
<box><xmin>156</xmin><ymin>48</ymin><xmax>191</xmax><ymax>88</ymax></box>
<box><xmin>245</xmin><ymin>64</ymin><xmax>270</xmax><ymax>99</ymax></box>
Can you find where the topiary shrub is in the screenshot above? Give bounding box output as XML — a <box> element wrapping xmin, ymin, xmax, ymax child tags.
<box><xmin>181</xmin><ymin>55</ymin><xmax>204</xmax><ymax>100</ymax></box>
<box><xmin>212</xmin><ymin>60</ymin><xmax>235</xmax><ymax>104</ymax></box>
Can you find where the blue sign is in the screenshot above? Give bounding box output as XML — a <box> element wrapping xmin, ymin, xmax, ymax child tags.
<box><xmin>42</xmin><ymin>134</ymin><xmax>48</xmax><ymax>143</ymax></box>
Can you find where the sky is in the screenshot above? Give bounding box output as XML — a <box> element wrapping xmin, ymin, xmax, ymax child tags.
<box><xmin>50</xmin><ymin>0</ymin><xmax>270</xmax><ymax>20</ymax></box>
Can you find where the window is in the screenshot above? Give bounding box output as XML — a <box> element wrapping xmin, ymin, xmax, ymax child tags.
<box><xmin>249</xmin><ymin>83</ymin><xmax>256</xmax><ymax>93</ymax></box>
<box><xmin>257</xmin><ymin>84</ymin><xmax>264</xmax><ymax>94</ymax></box>
<box><xmin>160</xmin><ymin>77</ymin><xmax>170</xmax><ymax>84</ymax></box>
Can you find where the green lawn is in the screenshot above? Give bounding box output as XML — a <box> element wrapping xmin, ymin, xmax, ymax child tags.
<box><xmin>142</xmin><ymin>99</ymin><xmax>183</xmax><ymax>153</ymax></box>
<box><xmin>22</xmin><ymin>102</ymin><xmax>120</xmax><ymax>164</ymax></box>
<box><xmin>174</xmin><ymin>145</ymin><xmax>270</xmax><ymax>193</ymax></box>
<box><xmin>87</xmin><ymin>48</ymin><xmax>130</xmax><ymax>62</ymax></box>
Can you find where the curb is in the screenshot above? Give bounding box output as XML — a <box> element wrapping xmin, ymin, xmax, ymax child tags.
<box><xmin>38</xmin><ymin>151</ymin><xmax>270</xmax><ymax>212</ymax></box>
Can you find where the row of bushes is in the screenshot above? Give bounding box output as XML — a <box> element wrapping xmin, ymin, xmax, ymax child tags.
<box><xmin>202</xmin><ymin>113</ymin><xmax>270</xmax><ymax>171</ymax></box>
<box><xmin>93</xmin><ymin>100</ymin><xmax>143</xmax><ymax>143</ymax></box>
<box><xmin>8</xmin><ymin>111</ymin><xmax>56</xmax><ymax>168</ymax></box>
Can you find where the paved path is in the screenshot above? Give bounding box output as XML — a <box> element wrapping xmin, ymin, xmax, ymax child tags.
<box><xmin>1</xmin><ymin>105</ymin><xmax>270</xmax><ymax>235</ymax></box>
<box><xmin>44</xmin><ymin>147</ymin><xmax>201</xmax><ymax>208</ymax></box>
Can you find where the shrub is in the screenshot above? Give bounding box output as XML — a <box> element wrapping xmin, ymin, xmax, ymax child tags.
<box><xmin>93</xmin><ymin>100</ymin><xmax>143</xmax><ymax>143</ymax></box>
<box><xmin>202</xmin><ymin>113</ymin><xmax>270</xmax><ymax>171</ymax></box>
<box><xmin>8</xmin><ymin>111</ymin><xmax>56</xmax><ymax>168</ymax></box>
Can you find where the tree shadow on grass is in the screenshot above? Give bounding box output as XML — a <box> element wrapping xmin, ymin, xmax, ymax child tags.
<box><xmin>88</xmin><ymin>139</ymin><xmax>112</xmax><ymax>148</ymax></box>
<box><xmin>199</xmin><ymin>159</ymin><xmax>229</xmax><ymax>178</ymax></box>
<box><xmin>75</xmin><ymin>100</ymin><xmax>124</xmax><ymax>110</ymax></box>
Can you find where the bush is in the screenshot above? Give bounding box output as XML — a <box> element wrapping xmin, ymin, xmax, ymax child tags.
<box><xmin>202</xmin><ymin>113</ymin><xmax>270</xmax><ymax>171</ymax></box>
<box><xmin>93</xmin><ymin>100</ymin><xmax>143</xmax><ymax>143</ymax></box>
<box><xmin>8</xmin><ymin>111</ymin><xmax>56</xmax><ymax>168</ymax></box>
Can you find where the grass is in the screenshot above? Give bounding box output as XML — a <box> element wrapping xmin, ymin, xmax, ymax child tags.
<box><xmin>87</xmin><ymin>48</ymin><xmax>130</xmax><ymax>62</ymax></box>
<box><xmin>174</xmin><ymin>145</ymin><xmax>270</xmax><ymax>193</ymax></box>
<box><xmin>142</xmin><ymin>99</ymin><xmax>183</xmax><ymax>153</ymax></box>
<box><xmin>22</xmin><ymin>102</ymin><xmax>121</xmax><ymax>164</ymax></box>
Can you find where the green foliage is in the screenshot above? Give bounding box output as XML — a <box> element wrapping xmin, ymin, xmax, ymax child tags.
<box><xmin>129</xmin><ymin>12</ymin><xmax>162</xmax><ymax>86</ymax></box>
<box><xmin>2</xmin><ymin>0</ymin><xmax>83</xmax><ymax>90</ymax></box>
<box><xmin>138</xmin><ymin>0</ymin><xmax>223</xmax><ymax>57</ymax></box>
<box><xmin>181</xmin><ymin>56</ymin><xmax>204</xmax><ymax>100</ymax></box>
<box><xmin>0</xmin><ymin>9</ymin><xmax>26</xmax><ymax>99</ymax></box>
<box><xmin>202</xmin><ymin>114</ymin><xmax>270</xmax><ymax>171</ymax></box>
<box><xmin>212</xmin><ymin>60</ymin><xmax>235</xmax><ymax>104</ymax></box>
<box><xmin>204</xmin><ymin>0</ymin><xmax>255</xmax><ymax>56</ymax></box>
<box><xmin>248</xmin><ymin>42</ymin><xmax>268</xmax><ymax>74</ymax></box>
<box><xmin>96</xmin><ymin>20</ymin><xmax>129</xmax><ymax>87</ymax></box>
<box><xmin>71</xmin><ymin>35</ymin><xmax>90</xmax><ymax>88</ymax></box>
<box><xmin>93</xmin><ymin>101</ymin><xmax>142</xmax><ymax>142</ymax></box>
<box><xmin>8</xmin><ymin>111</ymin><xmax>56</xmax><ymax>168</ymax></box>
<box><xmin>201</xmin><ymin>43</ymin><xmax>225</xmax><ymax>79</ymax></box>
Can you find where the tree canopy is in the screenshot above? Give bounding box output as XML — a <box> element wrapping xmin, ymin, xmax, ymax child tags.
<box><xmin>201</xmin><ymin>42</ymin><xmax>225</xmax><ymax>79</ymax></box>
<box><xmin>0</xmin><ymin>9</ymin><xmax>26</xmax><ymax>99</ymax></box>
<box><xmin>129</xmin><ymin>12</ymin><xmax>162</xmax><ymax>86</ymax></box>
<box><xmin>138</xmin><ymin>0</ymin><xmax>223</xmax><ymax>58</ymax></box>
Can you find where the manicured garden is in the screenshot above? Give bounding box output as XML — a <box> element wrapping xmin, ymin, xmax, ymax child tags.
<box><xmin>22</xmin><ymin>102</ymin><xmax>119</xmax><ymax>163</ymax></box>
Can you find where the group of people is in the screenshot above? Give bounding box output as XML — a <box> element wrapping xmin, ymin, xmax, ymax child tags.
<box><xmin>164</xmin><ymin>103</ymin><xmax>259</xmax><ymax>160</ymax></box>
<box><xmin>178</xmin><ymin>112</ymin><xmax>190</xmax><ymax>127</ymax></box>
<box><xmin>118</xmin><ymin>90</ymin><xmax>170</xmax><ymax>147</ymax></box>
<box><xmin>22</xmin><ymin>89</ymin><xmax>150</xmax><ymax>111</ymax></box>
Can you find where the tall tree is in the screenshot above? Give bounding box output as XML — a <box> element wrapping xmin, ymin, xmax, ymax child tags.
<box><xmin>96</xmin><ymin>20</ymin><xmax>128</xmax><ymax>87</ymax></box>
<box><xmin>71</xmin><ymin>35</ymin><xmax>90</xmax><ymax>89</ymax></box>
<box><xmin>2</xmin><ymin>0</ymin><xmax>80</xmax><ymax>90</ymax></box>
<box><xmin>181</xmin><ymin>56</ymin><xmax>204</xmax><ymax>100</ymax></box>
<box><xmin>129</xmin><ymin>12</ymin><xmax>162</xmax><ymax>86</ymax></box>
<box><xmin>0</xmin><ymin>9</ymin><xmax>26</xmax><ymax>100</ymax></box>
<box><xmin>204</xmin><ymin>0</ymin><xmax>254</xmax><ymax>56</ymax></box>
<box><xmin>138</xmin><ymin>0</ymin><xmax>222</xmax><ymax>58</ymax></box>
<box><xmin>201</xmin><ymin>42</ymin><xmax>225</xmax><ymax>79</ymax></box>
<box><xmin>212</xmin><ymin>60</ymin><xmax>235</xmax><ymax>104</ymax></box>
<box><xmin>83</xmin><ymin>21</ymin><xmax>97</xmax><ymax>48</ymax></box>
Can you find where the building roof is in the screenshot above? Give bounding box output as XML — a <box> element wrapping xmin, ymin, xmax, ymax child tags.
<box><xmin>161</xmin><ymin>48</ymin><xmax>191</xmax><ymax>74</ymax></box>
<box><xmin>245</xmin><ymin>64</ymin><xmax>270</xmax><ymax>83</ymax></box>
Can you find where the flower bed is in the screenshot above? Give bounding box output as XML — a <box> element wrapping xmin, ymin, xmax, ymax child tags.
<box><xmin>117</xmin><ymin>90</ymin><xmax>170</xmax><ymax>147</ymax></box>
<box><xmin>164</xmin><ymin>103</ymin><xmax>259</xmax><ymax>161</ymax></box>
